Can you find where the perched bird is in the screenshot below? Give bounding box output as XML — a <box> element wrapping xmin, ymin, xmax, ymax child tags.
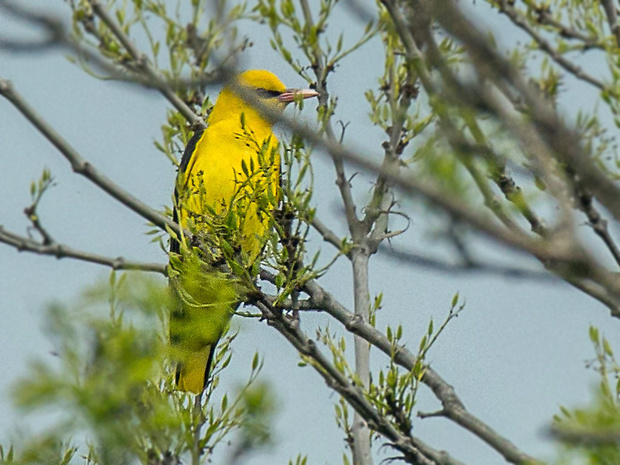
<box><xmin>170</xmin><ymin>70</ymin><xmax>319</xmax><ymax>394</ymax></box>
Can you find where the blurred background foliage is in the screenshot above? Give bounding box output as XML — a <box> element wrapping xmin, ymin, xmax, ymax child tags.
<box><xmin>1</xmin><ymin>272</ymin><xmax>275</xmax><ymax>465</ymax></box>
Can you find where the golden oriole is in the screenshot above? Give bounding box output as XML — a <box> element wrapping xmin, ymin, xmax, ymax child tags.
<box><xmin>170</xmin><ymin>70</ymin><xmax>318</xmax><ymax>394</ymax></box>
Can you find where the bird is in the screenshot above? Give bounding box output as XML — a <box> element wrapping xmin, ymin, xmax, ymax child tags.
<box><xmin>169</xmin><ymin>70</ymin><xmax>319</xmax><ymax>394</ymax></box>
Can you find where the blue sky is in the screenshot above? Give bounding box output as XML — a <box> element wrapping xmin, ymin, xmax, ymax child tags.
<box><xmin>1</xmin><ymin>1</ymin><xmax>619</xmax><ymax>464</ymax></box>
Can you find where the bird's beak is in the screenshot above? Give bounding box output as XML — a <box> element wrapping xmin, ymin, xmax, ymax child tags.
<box><xmin>278</xmin><ymin>88</ymin><xmax>320</xmax><ymax>103</ymax></box>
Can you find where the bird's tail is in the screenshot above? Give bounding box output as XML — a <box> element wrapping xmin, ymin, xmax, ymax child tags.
<box><xmin>174</xmin><ymin>344</ymin><xmax>216</xmax><ymax>394</ymax></box>
<box><xmin>169</xmin><ymin>253</ymin><xmax>240</xmax><ymax>394</ymax></box>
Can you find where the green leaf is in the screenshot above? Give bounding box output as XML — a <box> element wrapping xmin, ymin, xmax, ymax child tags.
<box><xmin>589</xmin><ymin>325</ymin><xmax>599</xmax><ymax>344</ymax></box>
<box><xmin>115</xmin><ymin>8</ymin><xmax>124</xmax><ymax>25</ymax></box>
<box><xmin>60</xmin><ymin>447</ymin><xmax>76</xmax><ymax>465</ymax></box>
<box><xmin>419</xmin><ymin>335</ymin><xmax>427</xmax><ymax>353</ymax></box>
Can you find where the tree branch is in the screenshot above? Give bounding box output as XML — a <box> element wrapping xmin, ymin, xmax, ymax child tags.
<box><xmin>365</xmin><ymin>62</ymin><xmax>413</xmax><ymax>253</ymax></box>
<box><xmin>376</xmin><ymin>0</ymin><xmax>620</xmax><ymax>313</ymax></box>
<box><xmin>302</xmin><ymin>278</ymin><xmax>541</xmax><ymax>464</ymax></box>
<box><xmin>0</xmin><ymin>225</ymin><xmax>166</xmax><ymax>274</ymax></box>
<box><xmin>378</xmin><ymin>244</ymin><xmax>554</xmax><ymax>280</ymax></box>
<box><xmin>427</xmin><ymin>1</ymin><xmax>620</xmax><ymax>225</ymax></box>
<box><xmin>575</xmin><ymin>188</ymin><xmax>620</xmax><ymax>268</ymax></box>
<box><xmin>535</xmin><ymin>9</ymin><xmax>603</xmax><ymax>49</ymax></box>
<box><xmin>496</xmin><ymin>1</ymin><xmax>607</xmax><ymax>90</ymax></box>
<box><xmin>0</xmin><ymin>79</ymin><xmax>179</xmax><ymax>235</ymax></box>
<box><xmin>599</xmin><ymin>0</ymin><xmax>620</xmax><ymax>47</ymax></box>
<box><xmin>0</xmin><ymin>1</ymin><xmax>65</xmax><ymax>52</ymax></box>
<box><xmin>254</xmin><ymin>297</ymin><xmax>466</xmax><ymax>465</ymax></box>
<box><xmin>86</xmin><ymin>0</ymin><xmax>204</xmax><ymax>128</ymax></box>
<box><xmin>298</xmin><ymin>3</ymin><xmax>373</xmax><ymax>463</ymax></box>
<box><xmin>0</xmin><ymin>2</ymin><xmax>226</xmax><ymax>93</ymax></box>
<box><xmin>311</xmin><ymin>216</ymin><xmax>348</xmax><ymax>253</ymax></box>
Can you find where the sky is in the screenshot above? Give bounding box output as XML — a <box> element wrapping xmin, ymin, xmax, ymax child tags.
<box><xmin>1</xmin><ymin>1</ymin><xmax>619</xmax><ymax>464</ymax></box>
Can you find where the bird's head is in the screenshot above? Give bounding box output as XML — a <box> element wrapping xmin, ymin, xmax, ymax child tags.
<box><xmin>237</xmin><ymin>69</ymin><xmax>320</xmax><ymax>109</ymax></box>
<box><xmin>209</xmin><ymin>70</ymin><xmax>319</xmax><ymax>125</ymax></box>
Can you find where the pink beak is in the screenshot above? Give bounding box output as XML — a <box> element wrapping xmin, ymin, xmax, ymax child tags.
<box><xmin>278</xmin><ymin>88</ymin><xmax>320</xmax><ymax>103</ymax></box>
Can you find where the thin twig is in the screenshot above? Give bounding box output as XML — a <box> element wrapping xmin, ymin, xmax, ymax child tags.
<box><xmin>575</xmin><ymin>188</ymin><xmax>620</xmax><ymax>267</ymax></box>
<box><xmin>365</xmin><ymin>60</ymin><xmax>413</xmax><ymax>253</ymax></box>
<box><xmin>0</xmin><ymin>226</ymin><xmax>166</xmax><ymax>274</ymax></box>
<box><xmin>536</xmin><ymin>9</ymin><xmax>603</xmax><ymax>49</ymax></box>
<box><xmin>299</xmin><ymin>0</ymin><xmax>361</xmax><ymax>237</ymax></box>
<box><xmin>497</xmin><ymin>1</ymin><xmax>606</xmax><ymax>90</ymax></box>
<box><xmin>0</xmin><ymin>2</ymin><xmax>65</xmax><ymax>51</ymax></box>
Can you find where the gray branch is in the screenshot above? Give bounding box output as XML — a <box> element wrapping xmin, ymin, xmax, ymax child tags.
<box><xmin>303</xmin><ymin>278</ymin><xmax>542</xmax><ymax>464</ymax></box>
<box><xmin>0</xmin><ymin>225</ymin><xmax>166</xmax><ymax>274</ymax></box>
<box><xmin>0</xmin><ymin>79</ymin><xmax>179</xmax><ymax>235</ymax></box>
<box><xmin>255</xmin><ymin>297</ymin><xmax>466</xmax><ymax>465</ymax></box>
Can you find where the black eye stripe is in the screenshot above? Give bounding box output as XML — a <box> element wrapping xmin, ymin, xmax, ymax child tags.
<box><xmin>255</xmin><ymin>87</ymin><xmax>282</xmax><ymax>98</ymax></box>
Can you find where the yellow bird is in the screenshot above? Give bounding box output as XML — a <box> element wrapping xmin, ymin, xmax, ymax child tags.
<box><xmin>170</xmin><ymin>70</ymin><xmax>319</xmax><ymax>394</ymax></box>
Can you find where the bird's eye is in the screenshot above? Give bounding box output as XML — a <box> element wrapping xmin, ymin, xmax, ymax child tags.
<box><xmin>255</xmin><ymin>87</ymin><xmax>282</xmax><ymax>98</ymax></box>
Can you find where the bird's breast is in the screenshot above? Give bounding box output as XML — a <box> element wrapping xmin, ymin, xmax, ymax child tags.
<box><xmin>177</xmin><ymin>119</ymin><xmax>281</xmax><ymax>259</ymax></box>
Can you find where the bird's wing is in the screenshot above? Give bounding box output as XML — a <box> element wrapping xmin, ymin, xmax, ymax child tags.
<box><xmin>179</xmin><ymin>128</ymin><xmax>205</xmax><ymax>174</ymax></box>
<box><xmin>171</xmin><ymin>128</ymin><xmax>205</xmax><ymax>254</ymax></box>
